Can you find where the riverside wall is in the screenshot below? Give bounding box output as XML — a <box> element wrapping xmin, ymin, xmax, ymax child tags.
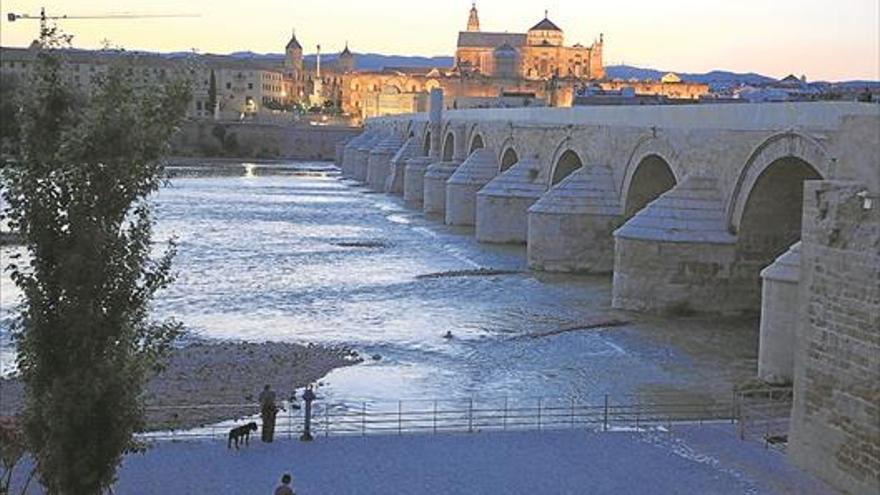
<box><xmin>172</xmin><ymin>120</ymin><xmax>360</xmax><ymax>161</ymax></box>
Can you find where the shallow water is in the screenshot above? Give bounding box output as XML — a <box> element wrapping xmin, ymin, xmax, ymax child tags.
<box><xmin>0</xmin><ymin>162</ymin><xmax>761</xmax><ymax>410</ymax></box>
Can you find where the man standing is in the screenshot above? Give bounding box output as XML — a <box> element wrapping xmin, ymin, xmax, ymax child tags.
<box><xmin>259</xmin><ymin>384</ymin><xmax>278</xmax><ymax>442</ymax></box>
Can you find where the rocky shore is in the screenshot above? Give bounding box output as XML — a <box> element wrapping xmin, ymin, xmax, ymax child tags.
<box><xmin>0</xmin><ymin>341</ymin><xmax>362</xmax><ymax>431</ymax></box>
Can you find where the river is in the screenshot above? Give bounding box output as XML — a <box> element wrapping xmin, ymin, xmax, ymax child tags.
<box><xmin>0</xmin><ymin>162</ymin><xmax>760</xmax><ymax>410</ymax></box>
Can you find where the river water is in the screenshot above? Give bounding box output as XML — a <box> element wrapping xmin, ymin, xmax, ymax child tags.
<box><xmin>0</xmin><ymin>163</ymin><xmax>760</xmax><ymax>409</ymax></box>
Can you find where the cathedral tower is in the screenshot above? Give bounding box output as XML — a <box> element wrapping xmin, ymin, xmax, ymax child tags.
<box><xmin>339</xmin><ymin>42</ymin><xmax>354</xmax><ymax>73</ymax></box>
<box><xmin>285</xmin><ymin>29</ymin><xmax>303</xmax><ymax>73</ymax></box>
<box><xmin>466</xmin><ymin>3</ymin><xmax>480</xmax><ymax>32</ymax></box>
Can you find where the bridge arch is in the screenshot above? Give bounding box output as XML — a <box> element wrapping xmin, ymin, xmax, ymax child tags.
<box><xmin>442</xmin><ymin>129</ymin><xmax>456</xmax><ymax>161</ymax></box>
<box><xmin>403</xmin><ymin>121</ymin><xmax>416</xmax><ymax>140</ymax></box>
<box><xmin>422</xmin><ymin>129</ymin><xmax>432</xmax><ymax>156</ymax></box>
<box><xmin>467</xmin><ymin>124</ymin><xmax>486</xmax><ymax>154</ymax></box>
<box><xmin>620</xmin><ymin>137</ymin><xmax>682</xmax><ymax>218</ymax></box>
<box><xmin>552</xmin><ymin>150</ymin><xmax>584</xmax><ymax>186</ymax></box>
<box><xmin>730</xmin><ymin>133</ymin><xmax>826</xmax><ymax>307</ymax></box>
<box><xmin>548</xmin><ymin>138</ymin><xmax>586</xmax><ymax>186</ymax></box>
<box><xmin>728</xmin><ymin>132</ymin><xmax>831</xmax><ymax>233</ymax></box>
<box><xmin>498</xmin><ymin>138</ymin><xmax>519</xmax><ymax>172</ymax></box>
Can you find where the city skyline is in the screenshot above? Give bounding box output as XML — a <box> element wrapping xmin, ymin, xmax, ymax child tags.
<box><xmin>1</xmin><ymin>0</ymin><xmax>878</xmax><ymax>81</ymax></box>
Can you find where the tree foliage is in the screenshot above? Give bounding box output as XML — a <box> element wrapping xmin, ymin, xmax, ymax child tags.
<box><xmin>207</xmin><ymin>69</ymin><xmax>217</xmax><ymax>117</ymax></box>
<box><xmin>0</xmin><ymin>31</ymin><xmax>190</xmax><ymax>494</ymax></box>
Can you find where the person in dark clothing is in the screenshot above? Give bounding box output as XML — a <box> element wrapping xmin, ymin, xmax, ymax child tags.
<box><xmin>259</xmin><ymin>384</ymin><xmax>278</xmax><ymax>442</ymax></box>
<box><xmin>274</xmin><ymin>473</ymin><xmax>295</xmax><ymax>495</ymax></box>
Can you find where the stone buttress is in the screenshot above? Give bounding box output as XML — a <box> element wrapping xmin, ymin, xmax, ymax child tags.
<box><xmin>352</xmin><ymin>132</ymin><xmax>384</xmax><ymax>182</ymax></box>
<box><xmin>386</xmin><ymin>137</ymin><xmax>420</xmax><ymax>194</ymax></box>
<box><xmin>445</xmin><ymin>148</ymin><xmax>498</xmax><ymax>226</ymax></box>
<box><xmin>528</xmin><ymin>166</ymin><xmax>620</xmax><ymax>273</ymax></box>
<box><xmin>476</xmin><ymin>157</ymin><xmax>545</xmax><ymax>243</ymax></box>
<box><xmin>612</xmin><ymin>176</ymin><xmax>737</xmax><ymax>313</ymax></box>
<box><xmin>341</xmin><ymin>131</ymin><xmax>369</xmax><ymax>178</ymax></box>
<box><xmin>757</xmin><ymin>242</ymin><xmax>801</xmax><ymax>384</ymax></box>
<box><xmin>367</xmin><ymin>134</ymin><xmax>405</xmax><ymax>191</ymax></box>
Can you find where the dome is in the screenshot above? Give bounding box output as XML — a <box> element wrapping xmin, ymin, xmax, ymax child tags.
<box><xmin>494</xmin><ymin>43</ymin><xmax>517</xmax><ymax>58</ymax></box>
<box><xmin>340</xmin><ymin>43</ymin><xmax>352</xmax><ymax>57</ymax></box>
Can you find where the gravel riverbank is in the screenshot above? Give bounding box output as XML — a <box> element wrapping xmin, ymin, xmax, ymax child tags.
<box><xmin>0</xmin><ymin>341</ymin><xmax>362</xmax><ymax>431</ymax></box>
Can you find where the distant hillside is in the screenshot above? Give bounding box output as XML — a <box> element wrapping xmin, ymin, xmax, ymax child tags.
<box><xmin>605</xmin><ymin>65</ymin><xmax>776</xmax><ymax>89</ymax></box>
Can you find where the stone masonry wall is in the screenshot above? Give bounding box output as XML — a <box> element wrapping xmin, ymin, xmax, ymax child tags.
<box><xmin>789</xmin><ymin>180</ymin><xmax>880</xmax><ymax>495</ymax></box>
<box><xmin>172</xmin><ymin>121</ymin><xmax>360</xmax><ymax>161</ymax></box>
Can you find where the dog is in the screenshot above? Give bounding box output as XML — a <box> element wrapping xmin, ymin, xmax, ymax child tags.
<box><xmin>227</xmin><ymin>422</ymin><xmax>258</xmax><ymax>449</ymax></box>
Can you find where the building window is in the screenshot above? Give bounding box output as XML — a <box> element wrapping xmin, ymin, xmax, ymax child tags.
<box><xmin>248</xmin><ymin>83</ymin><xmax>253</xmax><ymax>89</ymax></box>
<box><xmin>226</xmin><ymin>82</ymin><xmax>232</xmax><ymax>89</ymax></box>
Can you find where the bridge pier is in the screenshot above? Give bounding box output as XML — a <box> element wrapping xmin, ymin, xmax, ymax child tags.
<box><xmin>476</xmin><ymin>157</ymin><xmax>545</xmax><ymax>243</ymax></box>
<box><xmin>334</xmin><ymin>140</ymin><xmax>348</xmax><ymax>168</ymax></box>
<box><xmin>445</xmin><ymin>148</ymin><xmax>498</xmax><ymax>226</ymax></box>
<box><xmin>403</xmin><ymin>157</ymin><xmax>433</xmax><ymax>206</ymax></box>
<box><xmin>341</xmin><ymin>132</ymin><xmax>368</xmax><ymax>178</ymax></box>
<box><xmin>423</xmin><ymin>161</ymin><xmax>462</xmax><ymax>215</ymax></box>
<box><xmin>528</xmin><ymin>166</ymin><xmax>620</xmax><ymax>273</ymax></box>
<box><xmin>611</xmin><ymin>177</ymin><xmax>740</xmax><ymax>314</ymax></box>
<box><xmin>757</xmin><ymin>242</ymin><xmax>801</xmax><ymax>384</ymax></box>
<box><xmin>386</xmin><ymin>137</ymin><xmax>419</xmax><ymax>194</ymax></box>
<box><xmin>353</xmin><ymin>133</ymin><xmax>384</xmax><ymax>182</ymax></box>
<box><xmin>367</xmin><ymin>135</ymin><xmax>405</xmax><ymax>190</ymax></box>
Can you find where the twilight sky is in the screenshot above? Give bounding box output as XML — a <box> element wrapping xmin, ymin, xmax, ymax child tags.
<box><xmin>1</xmin><ymin>0</ymin><xmax>878</xmax><ymax>81</ymax></box>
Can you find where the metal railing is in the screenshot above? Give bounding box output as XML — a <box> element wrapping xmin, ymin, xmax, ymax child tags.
<box><xmin>735</xmin><ymin>387</ymin><xmax>793</xmax><ymax>450</ymax></box>
<box><xmin>138</xmin><ymin>392</ymin><xmax>744</xmax><ymax>441</ymax></box>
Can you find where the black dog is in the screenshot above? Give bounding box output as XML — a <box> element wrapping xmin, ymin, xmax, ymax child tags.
<box><xmin>227</xmin><ymin>422</ymin><xmax>258</xmax><ymax>449</ymax></box>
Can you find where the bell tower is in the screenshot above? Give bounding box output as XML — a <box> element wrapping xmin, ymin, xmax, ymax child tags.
<box><xmin>285</xmin><ymin>29</ymin><xmax>303</xmax><ymax>73</ymax></box>
<box><xmin>467</xmin><ymin>3</ymin><xmax>480</xmax><ymax>32</ymax></box>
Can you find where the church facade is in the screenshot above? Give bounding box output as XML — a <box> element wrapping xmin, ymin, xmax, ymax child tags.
<box><xmin>455</xmin><ymin>5</ymin><xmax>604</xmax><ymax>81</ymax></box>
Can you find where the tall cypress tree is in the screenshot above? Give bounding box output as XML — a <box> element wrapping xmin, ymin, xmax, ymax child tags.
<box><xmin>207</xmin><ymin>69</ymin><xmax>217</xmax><ymax>117</ymax></box>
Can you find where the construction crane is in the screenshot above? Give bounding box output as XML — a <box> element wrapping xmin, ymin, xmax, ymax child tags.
<box><xmin>7</xmin><ymin>7</ymin><xmax>200</xmax><ymax>38</ymax></box>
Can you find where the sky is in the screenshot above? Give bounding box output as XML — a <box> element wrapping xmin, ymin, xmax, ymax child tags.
<box><xmin>1</xmin><ymin>0</ymin><xmax>878</xmax><ymax>81</ymax></box>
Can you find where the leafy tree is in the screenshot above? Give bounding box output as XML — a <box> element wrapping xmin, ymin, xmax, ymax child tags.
<box><xmin>0</xmin><ymin>72</ymin><xmax>22</xmax><ymax>156</ymax></box>
<box><xmin>207</xmin><ymin>69</ymin><xmax>217</xmax><ymax>117</ymax></box>
<box><xmin>0</xmin><ymin>30</ymin><xmax>190</xmax><ymax>495</ymax></box>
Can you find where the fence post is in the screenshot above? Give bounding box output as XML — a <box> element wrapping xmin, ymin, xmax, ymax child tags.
<box><xmin>503</xmin><ymin>397</ymin><xmax>508</xmax><ymax>431</ymax></box>
<box><xmin>731</xmin><ymin>389</ymin><xmax>738</xmax><ymax>424</ymax></box>
<box><xmin>603</xmin><ymin>394</ymin><xmax>609</xmax><ymax>432</ymax></box>
<box><xmin>636</xmin><ymin>396</ymin><xmax>640</xmax><ymax>430</ymax></box>
<box><xmin>433</xmin><ymin>400</ymin><xmax>437</xmax><ymax>434</ymax></box>
<box><xmin>538</xmin><ymin>397</ymin><xmax>543</xmax><ymax>431</ymax></box>
<box><xmin>398</xmin><ymin>400</ymin><xmax>403</xmax><ymax>435</ymax></box>
<box><xmin>468</xmin><ymin>398</ymin><xmax>474</xmax><ymax>433</ymax></box>
<box><xmin>362</xmin><ymin>401</ymin><xmax>366</xmax><ymax>437</ymax></box>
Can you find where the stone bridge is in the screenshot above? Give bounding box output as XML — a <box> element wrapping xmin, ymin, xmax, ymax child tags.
<box><xmin>338</xmin><ymin>99</ymin><xmax>879</xmax><ymax>382</ymax></box>
<box><xmin>337</xmin><ymin>99</ymin><xmax>880</xmax><ymax>494</ymax></box>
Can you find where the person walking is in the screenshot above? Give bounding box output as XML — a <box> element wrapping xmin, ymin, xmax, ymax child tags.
<box><xmin>274</xmin><ymin>473</ymin><xmax>295</xmax><ymax>495</ymax></box>
<box><xmin>259</xmin><ymin>384</ymin><xmax>278</xmax><ymax>442</ymax></box>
